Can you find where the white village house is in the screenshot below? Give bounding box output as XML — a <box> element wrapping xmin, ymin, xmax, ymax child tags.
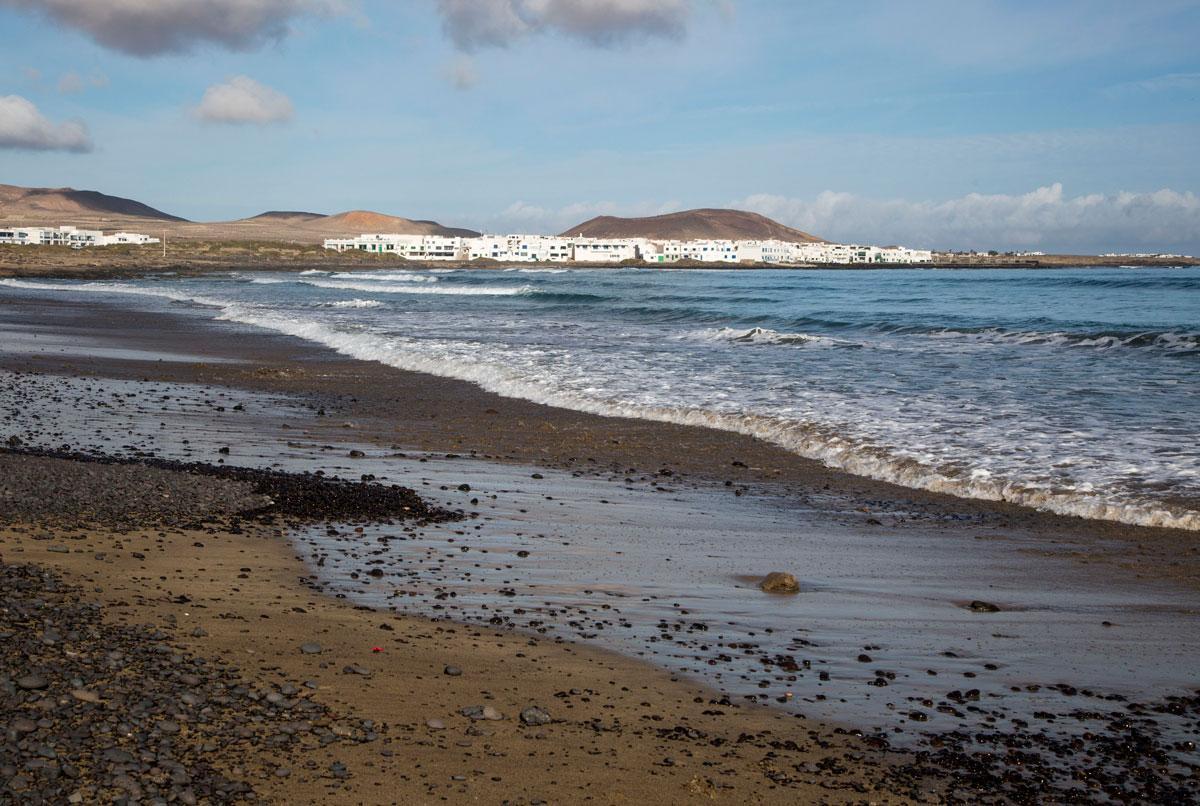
<box><xmin>0</xmin><ymin>225</ymin><xmax>160</xmax><ymax>248</ymax></box>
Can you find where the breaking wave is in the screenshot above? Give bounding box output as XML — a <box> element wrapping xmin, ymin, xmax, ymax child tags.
<box><xmin>328</xmin><ymin>271</ymin><xmax>438</xmax><ymax>283</ymax></box>
<box><xmin>918</xmin><ymin>327</ymin><xmax>1200</xmax><ymax>354</ymax></box>
<box><xmin>300</xmin><ymin>279</ymin><xmax>533</xmax><ymax>296</ymax></box>
<box><xmin>323</xmin><ymin>299</ymin><xmax>384</xmax><ymax>309</ymax></box>
<box><xmin>694</xmin><ymin>327</ymin><xmax>860</xmax><ymax>348</ymax></box>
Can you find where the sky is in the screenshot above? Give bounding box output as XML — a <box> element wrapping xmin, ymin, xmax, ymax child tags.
<box><xmin>1</xmin><ymin>0</ymin><xmax>1199</xmax><ymax>253</ymax></box>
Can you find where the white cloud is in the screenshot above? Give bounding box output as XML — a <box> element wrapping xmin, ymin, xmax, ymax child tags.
<box><xmin>194</xmin><ymin>76</ymin><xmax>294</xmax><ymax>125</ymax></box>
<box><xmin>0</xmin><ymin>94</ymin><xmax>93</xmax><ymax>152</ymax></box>
<box><xmin>57</xmin><ymin>70</ymin><xmax>109</xmax><ymax>95</ymax></box>
<box><xmin>0</xmin><ymin>0</ymin><xmax>343</xmax><ymax>57</ymax></box>
<box><xmin>436</xmin><ymin>0</ymin><xmax>693</xmax><ymax>51</ymax></box>
<box><xmin>734</xmin><ymin>184</ymin><xmax>1200</xmax><ymax>254</ymax></box>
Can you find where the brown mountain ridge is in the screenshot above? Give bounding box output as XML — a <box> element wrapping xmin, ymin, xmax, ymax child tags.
<box><xmin>0</xmin><ymin>184</ymin><xmax>477</xmax><ymax>243</ymax></box>
<box><xmin>0</xmin><ymin>183</ymin><xmax>187</xmax><ymax>222</ymax></box>
<box><xmin>561</xmin><ymin>208</ymin><xmax>823</xmax><ymax>243</ymax></box>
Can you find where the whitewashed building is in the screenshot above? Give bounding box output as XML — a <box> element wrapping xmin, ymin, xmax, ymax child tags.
<box><xmin>571</xmin><ymin>238</ymin><xmax>641</xmax><ymax>263</ymax></box>
<box><xmin>0</xmin><ymin>225</ymin><xmax>159</xmax><ymax>248</ymax></box>
<box><xmin>323</xmin><ymin>234</ymin><xmax>468</xmax><ymax>260</ymax></box>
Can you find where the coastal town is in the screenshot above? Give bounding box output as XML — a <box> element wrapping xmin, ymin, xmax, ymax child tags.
<box><xmin>0</xmin><ymin>222</ymin><xmax>936</xmax><ymax>265</ymax></box>
<box><xmin>323</xmin><ymin>232</ymin><xmax>935</xmax><ymax>265</ymax></box>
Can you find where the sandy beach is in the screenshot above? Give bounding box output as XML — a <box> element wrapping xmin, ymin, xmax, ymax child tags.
<box><xmin>1</xmin><ymin>286</ymin><xmax>1198</xmax><ymax>803</ymax></box>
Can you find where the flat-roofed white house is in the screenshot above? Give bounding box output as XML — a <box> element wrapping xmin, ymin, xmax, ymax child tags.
<box><xmin>323</xmin><ymin>234</ymin><xmax>468</xmax><ymax>260</ymax></box>
<box><xmin>571</xmin><ymin>238</ymin><xmax>641</xmax><ymax>262</ymax></box>
<box><xmin>639</xmin><ymin>240</ymin><xmax>683</xmax><ymax>263</ymax></box>
<box><xmin>680</xmin><ymin>240</ymin><xmax>741</xmax><ymax>262</ymax></box>
<box><xmin>0</xmin><ymin>225</ymin><xmax>159</xmax><ymax>248</ymax></box>
<box><xmin>98</xmin><ymin>232</ymin><xmax>161</xmax><ymax>246</ymax></box>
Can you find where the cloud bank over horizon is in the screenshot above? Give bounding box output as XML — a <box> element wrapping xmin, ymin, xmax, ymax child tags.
<box><xmin>487</xmin><ymin>185</ymin><xmax>1200</xmax><ymax>254</ymax></box>
<box><xmin>0</xmin><ymin>95</ymin><xmax>92</xmax><ymax>152</ymax></box>
<box><xmin>734</xmin><ymin>184</ymin><xmax>1200</xmax><ymax>254</ymax></box>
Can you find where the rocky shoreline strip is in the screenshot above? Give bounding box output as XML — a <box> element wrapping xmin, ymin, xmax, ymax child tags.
<box><xmin>0</xmin><ymin>447</ymin><xmax>461</xmax><ymax>528</ymax></box>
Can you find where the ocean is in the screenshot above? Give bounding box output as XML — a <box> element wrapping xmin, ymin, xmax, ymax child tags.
<box><xmin>3</xmin><ymin>265</ymin><xmax>1198</xmax><ymax>529</ymax></box>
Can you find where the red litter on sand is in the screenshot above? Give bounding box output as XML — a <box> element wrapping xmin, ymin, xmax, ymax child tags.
<box><xmin>372</xmin><ymin>647</ymin><xmax>383</xmax><ymax>653</ymax></box>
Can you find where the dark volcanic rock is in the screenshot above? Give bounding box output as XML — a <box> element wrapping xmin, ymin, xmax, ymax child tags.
<box><xmin>0</xmin><ymin>448</ymin><xmax>460</xmax><ymax>527</ymax></box>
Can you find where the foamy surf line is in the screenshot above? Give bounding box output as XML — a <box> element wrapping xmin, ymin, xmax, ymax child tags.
<box><xmin>301</xmin><ymin>279</ymin><xmax>532</xmax><ymax>296</ymax></box>
<box><xmin>2</xmin><ymin>277</ymin><xmax>1197</xmax><ymax>531</ymax></box>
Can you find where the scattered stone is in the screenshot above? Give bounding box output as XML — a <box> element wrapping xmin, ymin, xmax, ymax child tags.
<box><xmin>16</xmin><ymin>673</ymin><xmax>48</xmax><ymax>691</ymax></box>
<box><xmin>460</xmin><ymin>705</ymin><xmax>504</xmax><ymax>721</ymax></box>
<box><xmin>443</xmin><ymin>665</ymin><xmax>462</xmax><ymax>677</ymax></box>
<box><xmin>519</xmin><ymin>706</ymin><xmax>553</xmax><ymax>726</ymax></box>
<box><xmin>967</xmin><ymin>600</ymin><xmax>1002</xmax><ymax>613</ymax></box>
<box><xmin>758</xmin><ymin>572</ymin><xmax>800</xmax><ymax>594</ymax></box>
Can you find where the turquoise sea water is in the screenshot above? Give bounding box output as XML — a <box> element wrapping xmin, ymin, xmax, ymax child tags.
<box><xmin>4</xmin><ymin>266</ymin><xmax>1198</xmax><ymax>528</ymax></box>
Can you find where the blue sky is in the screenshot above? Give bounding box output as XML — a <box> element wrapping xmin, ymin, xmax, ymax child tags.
<box><xmin>1</xmin><ymin>0</ymin><xmax>1199</xmax><ymax>252</ymax></box>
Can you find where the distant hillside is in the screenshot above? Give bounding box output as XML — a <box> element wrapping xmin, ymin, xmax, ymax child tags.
<box><xmin>0</xmin><ymin>183</ymin><xmax>186</xmax><ymax>222</ymax></box>
<box><xmin>561</xmin><ymin>208</ymin><xmax>823</xmax><ymax>243</ymax></box>
<box><xmin>313</xmin><ymin>210</ymin><xmax>479</xmax><ymax>238</ymax></box>
<box><xmin>0</xmin><ymin>184</ymin><xmax>478</xmax><ymax>243</ymax></box>
<box><xmin>244</xmin><ymin>210</ymin><xmax>326</xmax><ymax>222</ymax></box>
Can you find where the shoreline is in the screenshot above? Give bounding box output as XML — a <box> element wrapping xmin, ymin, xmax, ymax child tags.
<box><xmin>2</xmin><ymin>292</ymin><xmax>1199</xmax><ymax>801</ymax></box>
<box><xmin>2</xmin><ymin>243</ymin><xmax>1197</xmax><ymax>281</ymax></box>
<box><xmin>3</xmin><ymin>288</ymin><xmax>1199</xmax><ymax>551</ymax></box>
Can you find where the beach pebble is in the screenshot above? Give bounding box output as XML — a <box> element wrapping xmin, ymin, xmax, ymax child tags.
<box><xmin>300</xmin><ymin>642</ymin><xmax>323</xmax><ymax>655</ymax></box>
<box><xmin>758</xmin><ymin>572</ymin><xmax>800</xmax><ymax>594</ymax></box>
<box><xmin>460</xmin><ymin>705</ymin><xmax>503</xmax><ymax>721</ymax></box>
<box><xmin>519</xmin><ymin>706</ymin><xmax>552</xmax><ymax>726</ymax></box>
<box><xmin>967</xmin><ymin>600</ymin><xmax>1001</xmax><ymax>613</ymax></box>
<box><xmin>443</xmin><ymin>665</ymin><xmax>462</xmax><ymax>677</ymax></box>
<box><xmin>17</xmin><ymin>673</ymin><xmax>49</xmax><ymax>690</ymax></box>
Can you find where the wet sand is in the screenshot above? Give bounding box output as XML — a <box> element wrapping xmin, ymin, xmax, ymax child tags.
<box><xmin>2</xmin><ymin>290</ymin><xmax>1200</xmax><ymax>801</ymax></box>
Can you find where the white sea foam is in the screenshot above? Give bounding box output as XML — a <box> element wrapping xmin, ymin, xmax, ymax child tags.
<box><xmin>301</xmin><ymin>279</ymin><xmax>533</xmax><ymax>296</ymax></box>
<box><xmin>324</xmin><ymin>299</ymin><xmax>384</xmax><ymax>308</ymax></box>
<box><xmin>328</xmin><ymin>271</ymin><xmax>438</xmax><ymax>283</ymax></box>
<box><xmin>299</xmin><ymin>269</ymin><xmax>328</xmax><ymax>275</ymax></box>
<box><xmin>0</xmin><ymin>278</ymin><xmax>231</xmax><ymax>309</ymax></box>
<box><xmin>923</xmin><ymin>327</ymin><xmax>1200</xmax><ymax>353</ymax></box>
<box><xmin>694</xmin><ymin>327</ymin><xmax>857</xmax><ymax>348</ymax></box>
